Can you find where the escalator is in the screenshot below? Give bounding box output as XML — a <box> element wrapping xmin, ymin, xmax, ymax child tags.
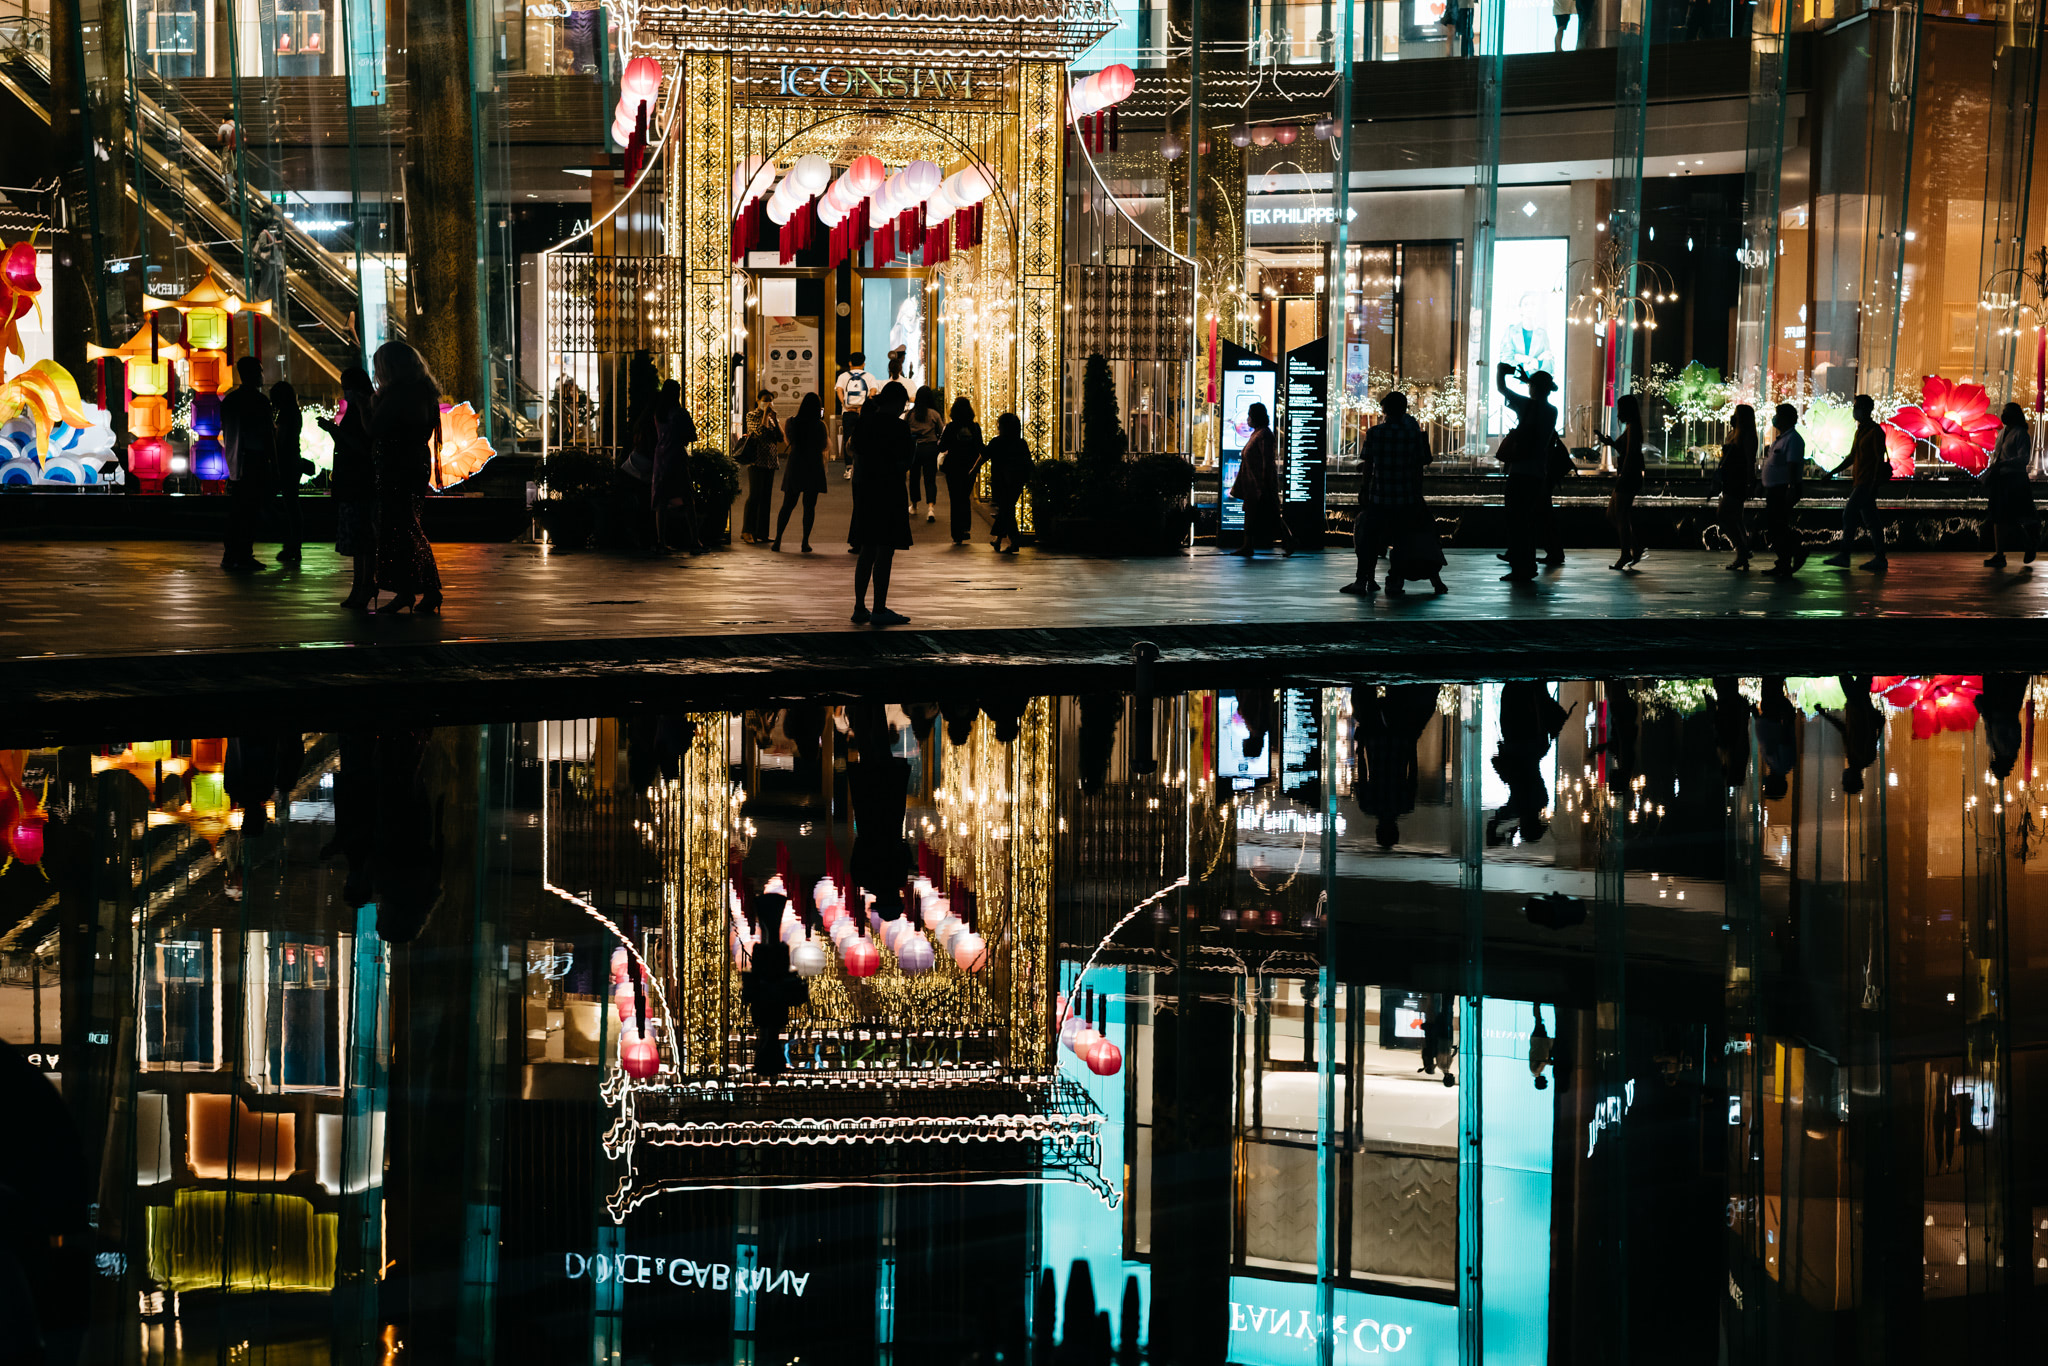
<box><xmin>0</xmin><ymin>27</ymin><xmax>540</xmax><ymax>440</ymax></box>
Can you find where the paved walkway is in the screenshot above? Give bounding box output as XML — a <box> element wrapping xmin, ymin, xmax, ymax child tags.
<box><xmin>3</xmin><ymin>475</ymin><xmax>2045</xmax><ymax>729</ymax></box>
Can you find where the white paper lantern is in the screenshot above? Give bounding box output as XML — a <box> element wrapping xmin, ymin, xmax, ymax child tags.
<box><xmin>902</xmin><ymin>159</ymin><xmax>942</xmax><ymax>202</ymax></box>
<box><xmin>792</xmin><ymin>940</ymin><xmax>827</xmax><ymax>978</ymax></box>
<box><xmin>897</xmin><ymin>935</ymin><xmax>935</xmax><ymax>974</ymax></box>
<box><xmin>791</xmin><ymin>154</ymin><xmax>831</xmax><ymax>196</ymax></box>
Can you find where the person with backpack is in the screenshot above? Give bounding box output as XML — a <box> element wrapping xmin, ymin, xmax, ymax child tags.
<box><xmin>834</xmin><ymin>352</ymin><xmax>874</xmax><ymax>477</ymax></box>
<box><xmin>1822</xmin><ymin>393</ymin><xmax>1889</xmax><ymax>571</ymax></box>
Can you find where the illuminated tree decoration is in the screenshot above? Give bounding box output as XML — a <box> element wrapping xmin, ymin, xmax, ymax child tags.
<box><xmin>1888</xmin><ymin>376</ymin><xmax>2001</xmax><ymax>475</ymax></box>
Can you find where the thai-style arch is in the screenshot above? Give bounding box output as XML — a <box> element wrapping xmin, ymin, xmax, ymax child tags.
<box><xmin>627</xmin><ymin>0</ymin><xmax>1114</xmax><ymax>459</ymax></box>
<box><xmin>693</xmin><ymin>101</ymin><xmax>1031</xmax><ymax>453</ymax></box>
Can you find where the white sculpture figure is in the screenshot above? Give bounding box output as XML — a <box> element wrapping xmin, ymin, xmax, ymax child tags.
<box><xmin>889</xmin><ymin>293</ymin><xmax>923</xmax><ymax>383</ymax></box>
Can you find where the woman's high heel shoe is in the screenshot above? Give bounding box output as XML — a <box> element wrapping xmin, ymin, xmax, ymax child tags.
<box><xmin>340</xmin><ymin>591</ymin><xmax>376</xmax><ymax>611</ymax></box>
<box><xmin>416</xmin><ymin>592</ymin><xmax>443</xmax><ymax>614</ymax></box>
<box><xmin>378</xmin><ymin>593</ymin><xmax>417</xmax><ymax>615</ymax></box>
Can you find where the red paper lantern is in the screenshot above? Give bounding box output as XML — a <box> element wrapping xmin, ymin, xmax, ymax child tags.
<box><xmin>620</xmin><ymin>1038</ymin><xmax>660</xmax><ymax>1078</ymax></box>
<box><xmin>1086</xmin><ymin>1038</ymin><xmax>1123</xmax><ymax>1076</ymax></box>
<box><xmin>844</xmin><ymin>938</ymin><xmax>880</xmax><ymax>977</ymax></box>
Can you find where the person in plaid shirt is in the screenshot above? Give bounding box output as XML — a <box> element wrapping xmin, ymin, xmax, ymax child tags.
<box><xmin>1342</xmin><ymin>391</ymin><xmax>1435</xmax><ymax>595</ymax></box>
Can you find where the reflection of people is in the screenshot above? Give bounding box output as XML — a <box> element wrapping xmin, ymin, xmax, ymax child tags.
<box><xmin>1590</xmin><ymin>679</ymin><xmax>1638</xmax><ymax>795</ymax></box>
<box><xmin>741</xmin><ymin>897</ymin><xmax>803</xmax><ymax>1077</ymax></box>
<box><xmin>1353</xmin><ymin>683</ymin><xmax>1440</xmax><ymax>847</ymax></box>
<box><xmin>327</xmin><ymin>731</ymin><xmax>446</xmax><ymax>944</ymax></box>
<box><xmin>1756</xmin><ymin>678</ymin><xmax>1796</xmax><ymax>801</ymax></box>
<box><xmin>1230</xmin><ymin>401</ymin><xmax>1292</xmax><ymax>558</ymax></box>
<box><xmin>253</xmin><ymin>214</ymin><xmax>288</xmax><ymax>316</ymax></box>
<box><xmin>1487</xmin><ymin>681</ymin><xmax>1571</xmax><ymax>846</ymax></box>
<box><xmin>1529</xmin><ymin>1006</ymin><xmax>1553</xmax><ymax>1089</ymax></box>
<box><xmin>1974</xmin><ymin>675</ymin><xmax>2029</xmax><ymax>781</ymax></box>
<box><xmin>1821</xmin><ymin>675</ymin><xmax>1880</xmax><ymax>794</ymax></box>
<box><xmin>845</xmin><ymin>704</ymin><xmax>911</xmax><ymax>913</ymax></box>
<box><xmin>1711</xmin><ymin>677</ymin><xmax>1754</xmax><ymax>789</ymax></box>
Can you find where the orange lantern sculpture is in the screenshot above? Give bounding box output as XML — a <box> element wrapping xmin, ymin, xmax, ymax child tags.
<box><xmin>85</xmin><ymin>317</ymin><xmax>185</xmax><ymax>492</ymax></box>
<box><xmin>93</xmin><ymin>270</ymin><xmax>272</xmax><ymax>492</ymax></box>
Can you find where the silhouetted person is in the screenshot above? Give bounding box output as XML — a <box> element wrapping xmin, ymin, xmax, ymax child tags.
<box><xmin>1354</xmin><ymin>683</ymin><xmax>1440</xmax><ymax>847</ymax></box>
<box><xmin>1496</xmin><ymin>363</ymin><xmax>1560</xmax><ymax>581</ymax></box>
<box><xmin>1757</xmin><ymin>678</ymin><xmax>1797</xmax><ymax>801</ymax></box>
<box><xmin>370</xmin><ymin>340</ymin><xmax>446</xmax><ymax>613</ymax></box>
<box><xmin>1529</xmin><ymin>1006</ymin><xmax>1553</xmax><ymax>1089</ymax></box>
<box><xmin>652</xmin><ymin>385</ymin><xmax>702</xmax><ymax>552</ymax></box>
<box><xmin>984</xmin><ymin>412</ymin><xmax>1032</xmax><ymax>554</ymax></box>
<box><xmin>742</xmin><ymin>897</ymin><xmax>801</xmax><ymax>1077</ymax></box>
<box><xmin>1419</xmin><ymin>997</ymin><xmax>1456</xmax><ymax>1085</ymax></box>
<box><xmin>224</xmin><ymin>730</ymin><xmax>306</xmax><ymax>838</ymax></box>
<box><xmin>1591</xmin><ymin>679</ymin><xmax>1639</xmax><ymax>795</ymax></box>
<box><xmin>1599</xmin><ymin>393</ymin><xmax>1647</xmax><ymax>569</ymax></box>
<box><xmin>321</xmin><ymin>364</ymin><xmax>378</xmax><ymax>608</ymax></box>
<box><xmin>845</xmin><ymin>704</ymin><xmax>910</xmax><ymax>919</ymax></box>
<box><xmin>1821</xmin><ymin>675</ymin><xmax>1880</xmax><ymax>794</ymax></box>
<box><xmin>773</xmin><ymin>391</ymin><xmax>828</xmax><ymax>552</ymax></box>
<box><xmin>849</xmin><ymin>382</ymin><xmax>914</xmax><ymax>626</ymax></box>
<box><xmin>1711</xmin><ymin>677</ymin><xmax>1755</xmax><ymax>789</ymax></box>
<box><xmin>1230</xmin><ymin>401</ymin><xmax>1292</xmax><ymax>558</ymax></box>
<box><xmin>1720</xmin><ymin>403</ymin><xmax>1759</xmax><ymax>570</ymax></box>
<box><xmin>1982</xmin><ymin>402</ymin><xmax>2038</xmax><ymax>569</ymax></box>
<box><xmin>220</xmin><ymin>355</ymin><xmax>274</xmax><ymax>571</ymax></box>
<box><xmin>1762</xmin><ymin>403</ymin><xmax>1805</xmax><ymax>576</ymax></box>
<box><xmin>1822</xmin><ymin>393</ymin><xmax>1889</xmax><ymax>571</ymax></box>
<box><xmin>270</xmin><ymin>378</ymin><xmax>310</xmax><ymax>565</ymax></box>
<box><xmin>1078</xmin><ymin>694</ymin><xmax>1123</xmax><ymax>795</ymax></box>
<box><xmin>326</xmin><ymin>731</ymin><xmax>445</xmax><ymax>943</ymax></box>
<box><xmin>1235</xmin><ymin>688</ymin><xmax>1277</xmax><ymax>765</ymax></box>
<box><xmin>1487</xmin><ymin>681</ymin><xmax>1569</xmax><ymax>845</ymax></box>
<box><xmin>1344</xmin><ymin>391</ymin><xmax>1439</xmax><ymax>596</ymax></box>
<box><xmin>938</xmin><ymin>395</ymin><xmax>986</xmax><ymax>547</ymax></box>
<box><xmin>1975</xmin><ymin>674</ymin><xmax>2029</xmax><ymax>780</ymax></box>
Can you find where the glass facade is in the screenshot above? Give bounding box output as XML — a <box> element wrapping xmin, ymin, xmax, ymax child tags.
<box><xmin>6</xmin><ymin>677</ymin><xmax>2048</xmax><ymax>1361</ymax></box>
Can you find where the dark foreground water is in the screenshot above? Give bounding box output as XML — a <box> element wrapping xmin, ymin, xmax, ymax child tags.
<box><xmin>3</xmin><ymin>676</ymin><xmax>2044</xmax><ymax>1364</ymax></box>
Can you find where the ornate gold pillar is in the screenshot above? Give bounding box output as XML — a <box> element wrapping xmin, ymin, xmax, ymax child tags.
<box><xmin>670</xmin><ymin>712</ymin><xmax>732</xmax><ymax>1077</ymax></box>
<box><xmin>1013</xmin><ymin>61</ymin><xmax>1065</xmax><ymax>461</ymax></box>
<box><xmin>679</xmin><ymin>56</ymin><xmax>733</xmax><ymax>446</ymax></box>
<box><xmin>1009</xmin><ymin>695</ymin><xmax>1055</xmax><ymax>1070</ymax></box>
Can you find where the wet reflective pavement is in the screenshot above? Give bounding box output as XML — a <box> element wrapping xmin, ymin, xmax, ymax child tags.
<box><xmin>5</xmin><ymin>675</ymin><xmax>2046</xmax><ymax>1364</ymax></box>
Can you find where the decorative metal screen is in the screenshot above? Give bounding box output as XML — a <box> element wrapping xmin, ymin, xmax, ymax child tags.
<box><xmin>545</xmin><ymin>253</ymin><xmax>685</xmax><ymax>356</ymax></box>
<box><xmin>1066</xmin><ymin>255</ymin><xmax>1194</xmax><ymax>363</ymax></box>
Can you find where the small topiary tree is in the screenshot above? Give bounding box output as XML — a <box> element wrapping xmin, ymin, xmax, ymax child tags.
<box><xmin>1079</xmin><ymin>351</ymin><xmax>1127</xmax><ymax>473</ymax></box>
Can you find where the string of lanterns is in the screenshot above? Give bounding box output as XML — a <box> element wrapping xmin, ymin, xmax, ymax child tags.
<box><xmin>1056</xmin><ymin>986</ymin><xmax>1122</xmax><ymax>1076</ymax></box>
<box><xmin>612</xmin><ymin>56</ymin><xmax>662</xmax><ymax>179</ymax></box>
<box><xmin>731</xmin><ymin>149</ymin><xmax>997</xmax><ymax>268</ymax></box>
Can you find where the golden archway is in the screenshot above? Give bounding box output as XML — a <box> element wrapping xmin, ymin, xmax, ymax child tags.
<box><xmin>670</xmin><ymin>56</ymin><xmax>1065</xmax><ymax>457</ymax></box>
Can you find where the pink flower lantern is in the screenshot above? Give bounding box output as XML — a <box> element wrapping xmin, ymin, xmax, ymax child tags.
<box><xmin>1889</xmin><ymin>376</ymin><xmax>2002</xmax><ymax>475</ymax></box>
<box><xmin>1871</xmin><ymin>675</ymin><xmax>1984</xmax><ymax>740</ymax></box>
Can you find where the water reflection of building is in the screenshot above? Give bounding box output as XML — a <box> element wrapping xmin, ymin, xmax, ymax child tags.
<box><xmin>6</xmin><ymin>683</ymin><xmax>2048</xmax><ymax>1362</ymax></box>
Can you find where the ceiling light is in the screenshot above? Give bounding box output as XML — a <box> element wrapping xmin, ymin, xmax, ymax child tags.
<box><xmin>1521</xmin><ymin>201</ymin><xmax>1537</xmax><ymax>217</ymax></box>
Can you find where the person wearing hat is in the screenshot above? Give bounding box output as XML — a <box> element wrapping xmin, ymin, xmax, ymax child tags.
<box><xmin>1495</xmin><ymin>362</ymin><xmax>1560</xmax><ymax>581</ymax></box>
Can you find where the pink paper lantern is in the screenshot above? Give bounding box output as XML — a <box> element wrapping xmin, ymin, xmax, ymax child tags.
<box><xmin>620</xmin><ymin>1037</ymin><xmax>660</xmax><ymax>1078</ymax></box>
<box><xmin>897</xmin><ymin>935</ymin><xmax>935</xmax><ymax>974</ymax></box>
<box><xmin>951</xmin><ymin>932</ymin><xmax>987</xmax><ymax>972</ymax></box>
<box><xmin>1086</xmin><ymin>1038</ymin><xmax>1123</xmax><ymax>1076</ymax></box>
<box><xmin>1097</xmin><ymin>63</ymin><xmax>1136</xmax><ymax>105</ymax></box>
<box><xmin>844</xmin><ymin>938</ymin><xmax>880</xmax><ymax>978</ymax></box>
<box><xmin>621</xmin><ymin>57</ymin><xmax>662</xmax><ymax>98</ymax></box>
<box><xmin>848</xmin><ymin>155</ymin><xmax>886</xmax><ymax>194</ymax></box>
<box><xmin>1071</xmin><ymin>1026</ymin><xmax>1102</xmax><ymax>1056</ymax></box>
<box><xmin>1275</xmin><ymin>125</ymin><xmax>1299</xmax><ymax>146</ymax></box>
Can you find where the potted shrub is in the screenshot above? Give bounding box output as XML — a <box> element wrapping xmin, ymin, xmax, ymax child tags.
<box><xmin>689</xmin><ymin>444</ymin><xmax>740</xmax><ymax>546</ymax></box>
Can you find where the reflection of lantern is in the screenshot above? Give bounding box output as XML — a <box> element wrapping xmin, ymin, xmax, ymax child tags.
<box><xmin>1059</xmin><ymin>1010</ymin><xmax>1085</xmax><ymax>1051</ymax></box>
<box><xmin>1071</xmin><ymin>1025</ymin><xmax>1101</xmax><ymax>1056</ymax></box>
<box><xmin>1230</xmin><ymin>124</ymin><xmax>1253</xmax><ymax>148</ymax></box>
<box><xmin>621</xmin><ymin>56</ymin><xmax>662</xmax><ymax>98</ymax></box>
<box><xmin>1160</xmin><ymin>131</ymin><xmax>1185</xmax><ymax>161</ymax></box>
<box><xmin>951</xmin><ymin>931</ymin><xmax>986</xmax><ymax>971</ymax></box>
<box><xmin>1086</xmin><ymin>1039</ymin><xmax>1123</xmax><ymax>1076</ymax></box>
<box><xmin>620</xmin><ymin>1038</ymin><xmax>659</xmax><ymax>1078</ymax></box>
<box><xmin>792</xmin><ymin>940</ymin><xmax>826</xmax><ymax>977</ymax></box>
<box><xmin>844</xmin><ymin>937</ymin><xmax>879</xmax><ymax>977</ymax></box>
<box><xmin>897</xmin><ymin>935</ymin><xmax>934</xmax><ymax>974</ymax></box>
<box><xmin>1312</xmin><ymin>116</ymin><xmax>1337</xmax><ymax>140</ymax></box>
<box><xmin>1250</xmin><ymin>125</ymin><xmax>1275</xmax><ymax>147</ymax></box>
<box><xmin>1275</xmin><ymin>125</ymin><xmax>1299</xmax><ymax>146</ymax></box>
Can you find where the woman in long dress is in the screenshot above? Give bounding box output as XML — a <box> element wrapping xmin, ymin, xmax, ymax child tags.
<box><xmin>1983</xmin><ymin>402</ymin><xmax>2038</xmax><ymax>569</ymax></box>
<box><xmin>1231</xmin><ymin>401</ymin><xmax>1292</xmax><ymax>558</ymax></box>
<box><xmin>369</xmin><ymin>340</ymin><xmax>445</xmax><ymax>614</ymax></box>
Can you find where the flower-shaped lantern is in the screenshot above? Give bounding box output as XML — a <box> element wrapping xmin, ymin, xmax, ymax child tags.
<box><xmin>1871</xmin><ymin>675</ymin><xmax>1984</xmax><ymax>740</ymax></box>
<box><xmin>1889</xmin><ymin>376</ymin><xmax>2001</xmax><ymax>476</ymax></box>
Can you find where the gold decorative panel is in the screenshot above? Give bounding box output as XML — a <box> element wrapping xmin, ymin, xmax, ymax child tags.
<box><xmin>680</xmin><ymin>54</ymin><xmax>734</xmax><ymax>447</ymax></box>
<box><xmin>1013</xmin><ymin>60</ymin><xmax>1063</xmax><ymax>460</ymax></box>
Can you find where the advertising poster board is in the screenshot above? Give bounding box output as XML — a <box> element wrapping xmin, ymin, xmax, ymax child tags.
<box><xmin>1487</xmin><ymin>237</ymin><xmax>1568</xmax><ymax>438</ymax></box>
<box><xmin>1218</xmin><ymin>339</ymin><xmax>1277</xmax><ymax>533</ymax></box>
<box><xmin>763</xmin><ymin>317</ymin><xmax>820</xmax><ymax>424</ymax></box>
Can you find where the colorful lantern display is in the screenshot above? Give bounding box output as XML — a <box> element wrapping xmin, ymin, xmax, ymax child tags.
<box><xmin>1889</xmin><ymin>375</ymin><xmax>2002</xmax><ymax>475</ymax></box>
